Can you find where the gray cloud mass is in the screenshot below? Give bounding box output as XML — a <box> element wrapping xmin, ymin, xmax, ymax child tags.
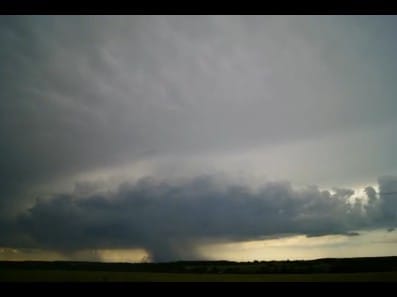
<box><xmin>1</xmin><ymin>16</ymin><xmax>397</xmax><ymax>261</ymax></box>
<box><xmin>1</xmin><ymin>175</ymin><xmax>395</xmax><ymax>261</ymax></box>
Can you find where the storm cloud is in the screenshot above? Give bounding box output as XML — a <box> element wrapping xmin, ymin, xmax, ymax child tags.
<box><xmin>1</xmin><ymin>16</ymin><xmax>397</xmax><ymax>261</ymax></box>
<box><xmin>0</xmin><ymin>175</ymin><xmax>394</xmax><ymax>261</ymax></box>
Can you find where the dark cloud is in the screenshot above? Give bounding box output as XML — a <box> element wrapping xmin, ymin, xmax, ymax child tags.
<box><xmin>0</xmin><ymin>175</ymin><xmax>395</xmax><ymax>262</ymax></box>
<box><xmin>378</xmin><ymin>176</ymin><xmax>397</xmax><ymax>224</ymax></box>
<box><xmin>365</xmin><ymin>186</ymin><xmax>377</xmax><ymax>204</ymax></box>
<box><xmin>2</xmin><ymin>16</ymin><xmax>397</xmax><ymax>217</ymax></box>
<box><xmin>306</xmin><ymin>231</ymin><xmax>360</xmax><ymax>238</ymax></box>
<box><xmin>1</xmin><ymin>16</ymin><xmax>397</xmax><ymax>261</ymax></box>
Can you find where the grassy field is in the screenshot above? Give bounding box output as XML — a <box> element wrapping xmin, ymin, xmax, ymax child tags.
<box><xmin>1</xmin><ymin>270</ymin><xmax>397</xmax><ymax>282</ymax></box>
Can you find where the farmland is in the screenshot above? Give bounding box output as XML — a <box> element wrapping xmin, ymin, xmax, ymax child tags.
<box><xmin>1</xmin><ymin>256</ymin><xmax>397</xmax><ymax>282</ymax></box>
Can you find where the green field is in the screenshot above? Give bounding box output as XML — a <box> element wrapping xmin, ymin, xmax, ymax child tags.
<box><xmin>1</xmin><ymin>270</ymin><xmax>397</xmax><ymax>282</ymax></box>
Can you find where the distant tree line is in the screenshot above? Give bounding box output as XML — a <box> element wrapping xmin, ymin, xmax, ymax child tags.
<box><xmin>1</xmin><ymin>256</ymin><xmax>397</xmax><ymax>274</ymax></box>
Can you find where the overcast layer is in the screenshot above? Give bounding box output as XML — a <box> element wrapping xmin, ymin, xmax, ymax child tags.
<box><xmin>1</xmin><ymin>16</ymin><xmax>397</xmax><ymax>261</ymax></box>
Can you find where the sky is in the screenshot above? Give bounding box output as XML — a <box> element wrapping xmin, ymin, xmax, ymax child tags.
<box><xmin>1</xmin><ymin>15</ymin><xmax>397</xmax><ymax>262</ymax></box>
